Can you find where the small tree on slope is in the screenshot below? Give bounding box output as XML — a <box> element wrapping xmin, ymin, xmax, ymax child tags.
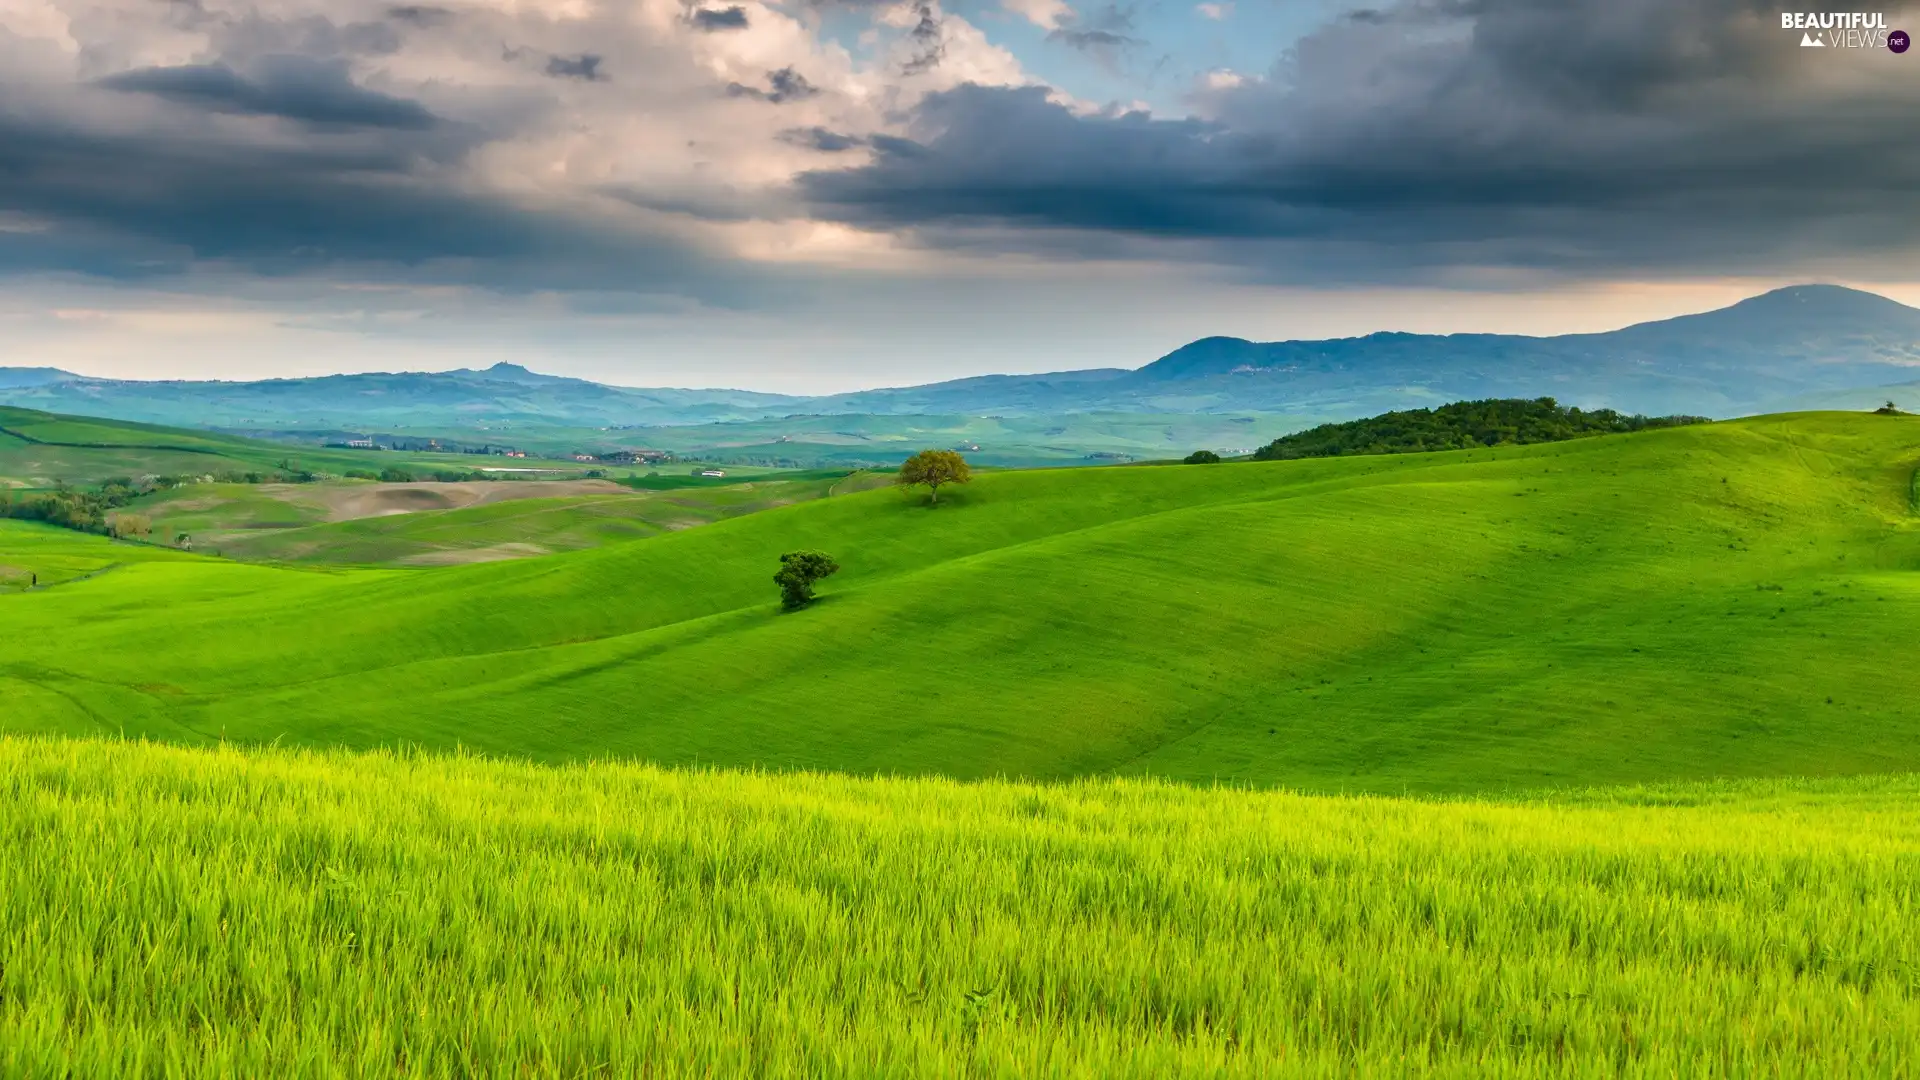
<box><xmin>897</xmin><ymin>449</ymin><xmax>972</xmax><ymax>506</ymax></box>
<box><xmin>775</xmin><ymin>550</ymin><xmax>840</xmax><ymax>610</ymax></box>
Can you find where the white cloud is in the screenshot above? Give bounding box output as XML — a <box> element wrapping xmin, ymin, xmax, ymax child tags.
<box><xmin>0</xmin><ymin>0</ymin><xmax>1041</xmax><ymax>285</ymax></box>
<box><xmin>1002</xmin><ymin>0</ymin><xmax>1074</xmax><ymax>31</ymax></box>
<box><xmin>1195</xmin><ymin>3</ymin><xmax>1231</xmax><ymax>20</ymax></box>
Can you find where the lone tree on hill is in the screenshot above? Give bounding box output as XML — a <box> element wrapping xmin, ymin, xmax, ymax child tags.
<box><xmin>774</xmin><ymin>550</ymin><xmax>840</xmax><ymax>610</ymax></box>
<box><xmin>1183</xmin><ymin>450</ymin><xmax>1221</xmax><ymax>464</ymax></box>
<box><xmin>897</xmin><ymin>449</ymin><xmax>971</xmax><ymax>505</ymax></box>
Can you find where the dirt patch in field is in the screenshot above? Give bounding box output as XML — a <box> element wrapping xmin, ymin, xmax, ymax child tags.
<box><xmin>319</xmin><ymin>480</ymin><xmax>628</xmax><ymax>522</ymax></box>
<box><xmin>153</xmin><ymin>495</ymin><xmax>224</xmax><ymax>513</ymax></box>
<box><xmin>398</xmin><ymin>542</ymin><xmax>553</xmax><ymax>566</ymax></box>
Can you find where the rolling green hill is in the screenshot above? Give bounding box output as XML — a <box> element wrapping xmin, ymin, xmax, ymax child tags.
<box><xmin>6</xmin><ymin>736</ymin><xmax>1917</xmax><ymax>1076</ymax></box>
<box><xmin>3</xmin><ymin>412</ymin><xmax>1918</xmax><ymax>793</ymax></box>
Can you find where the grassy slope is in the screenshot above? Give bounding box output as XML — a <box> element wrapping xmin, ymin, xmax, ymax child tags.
<box><xmin>0</xmin><ymin>522</ymin><xmax>194</xmax><ymax>594</ymax></box>
<box><xmin>6</xmin><ymin>736</ymin><xmax>1919</xmax><ymax>1077</ymax></box>
<box><xmin>0</xmin><ymin>405</ymin><xmax>585</xmax><ymax>485</ymax></box>
<box><xmin>3</xmin><ymin>412</ymin><xmax>1918</xmax><ymax>793</ymax></box>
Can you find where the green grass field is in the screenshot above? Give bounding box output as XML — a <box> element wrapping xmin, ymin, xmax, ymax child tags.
<box><xmin>5</xmin><ymin>736</ymin><xmax>1917</xmax><ymax>1077</ymax></box>
<box><xmin>3</xmin><ymin>411</ymin><xmax>1917</xmax><ymax>792</ymax></box>
<box><xmin>8</xmin><ymin>409</ymin><xmax>1920</xmax><ymax>1076</ymax></box>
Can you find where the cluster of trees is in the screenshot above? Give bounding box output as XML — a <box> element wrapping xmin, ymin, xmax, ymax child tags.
<box><xmin>0</xmin><ymin>481</ymin><xmax>145</xmax><ymax>536</ymax></box>
<box><xmin>1253</xmin><ymin>398</ymin><xmax>1710</xmax><ymax>461</ymax></box>
<box><xmin>1</xmin><ymin>458</ymin><xmax>564</xmax><ymax>546</ymax></box>
<box><xmin>0</xmin><ymin>460</ymin><xmax>342</xmax><ymax>538</ymax></box>
<box><xmin>0</xmin><ymin>466</ymin><xmax>317</xmax><ymax>540</ymax></box>
<box><xmin>213</xmin><ymin>467</ymin><xmax>317</xmax><ymax>484</ymax></box>
<box><xmin>346</xmin><ymin>466</ymin><xmax>510</xmax><ymax>483</ymax></box>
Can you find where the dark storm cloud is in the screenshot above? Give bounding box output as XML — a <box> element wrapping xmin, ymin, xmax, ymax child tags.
<box><xmin>801</xmin><ymin>86</ymin><xmax>1236</xmax><ymax>231</ymax></box>
<box><xmin>691</xmin><ymin>6</ymin><xmax>751</xmax><ymax>30</ymax></box>
<box><xmin>799</xmin><ymin>0</ymin><xmax>1920</xmax><ymax>279</ymax></box>
<box><xmin>0</xmin><ymin>92</ymin><xmax>738</xmax><ymax>297</ymax></box>
<box><xmin>779</xmin><ymin>127</ymin><xmax>867</xmax><ymax>152</ymax></box>
<box><xmin>1048</xmin><ymin>28</ymin><xmax>1135</xmax><ymax>48</ymax></box>
<box><xmin>387</xmin><ymin>5</ymin><xmax>456</xmax><ymax>26</ymax></box>
<box><xmin>98</xmin><ymin>57</ymin><xmax>439</xmax><ymax>129</ymax></box>
<box><xmin>725</xmin><ymin>66</ymin><xmax>820</xmax><ymax>103</ymax></box>
<box><xmin>901</xmin><ymin>2</ymin><xmax>944</xmax><ymax>75</ymax></box>
<box><xmin>1047</xmin><ymin>5</ymin><xmax>1140</xmax><ymax>53</ymax></box>
<box><xmin>767</xmin><ymin>67</ymin><xmax>818</xmax><ymax>101</ymax></box>
<box><xmin>544</xmin><ymin>53</ymin><xmax>607</xmax><ymax>80</ymax></box>
<box><xmin>1</xmin><ymin>113</ymin><xmax>498</xmax><ymax>266</ymax></box>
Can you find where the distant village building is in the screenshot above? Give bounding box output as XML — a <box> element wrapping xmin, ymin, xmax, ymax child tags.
<box><xmin>699</xmin><ymin>469</ymin><xmax>726</xmax><ymax>478</ymax></box>
<box><xmin>345</xmin><ymin>438</ymin><xmax>375</xmax><ymax>449</ymax></box>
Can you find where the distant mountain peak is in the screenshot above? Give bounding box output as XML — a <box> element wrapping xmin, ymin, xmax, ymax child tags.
<box><xmin>1131</xmin><ymin>336</ymin><xmax>1265</xmax><ymax>380</ymax></box>
<box><xmin>462</xmin><ymin>361</ymin><xmax>569</xmax><ymax>386</ymax></box>
<box><xmin>1607</xmin><ymin>283</ymin><xmax>1920</xmax><ymax>344</ymax></box>
<box><xmin>0</xmin><ymin>366</ymin><xmax>80</xmax><ymax>390</ymax></box>
<box><xmin>1746</xmin><ymin>282</ymin><xmax>1884</xmax><ymax>301</ymax></box>
<box><xmin>1125</xmin><ymin>285</ymin><xmax>1920</xmax><ymax>385</ymax></box>
<box><xmin>1725</xmin><ymin>283</ymin><xmax>1918</xmax><ymax>317</ymax></box>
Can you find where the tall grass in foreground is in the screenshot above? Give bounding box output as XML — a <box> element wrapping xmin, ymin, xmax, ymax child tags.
<box><xmin>5</xmin><ymin>738</ymin><xmax>1919</xmax><ymax>1078</ymax></box>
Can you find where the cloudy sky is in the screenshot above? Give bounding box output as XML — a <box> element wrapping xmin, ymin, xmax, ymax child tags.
<box><xmin>2</xmin><ymin>0</ymin><xmax>1917</xmax><ymax>390</ymax></box>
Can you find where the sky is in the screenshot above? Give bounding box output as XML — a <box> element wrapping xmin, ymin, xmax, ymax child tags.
<box><xmin>1</xmin><ymin>0</ymin><xmax>1918</xmax><ymax>391</ymax></box>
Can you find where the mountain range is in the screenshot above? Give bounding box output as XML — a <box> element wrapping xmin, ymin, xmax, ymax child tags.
<box><xmin>4</xmin><ymin>285</ymin><xmax>1918</xmax><ymax>438</ymax></box>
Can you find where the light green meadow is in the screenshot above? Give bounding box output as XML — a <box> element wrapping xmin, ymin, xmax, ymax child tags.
<box><xmin>4</xmin><ymin>736</ymin><xmax>1918</xmax><ymax>1078</ymax></box>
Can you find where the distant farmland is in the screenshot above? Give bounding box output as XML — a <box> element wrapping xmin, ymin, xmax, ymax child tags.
<box><xmin>131</xmin><ymin>474</ymin><xmax>860</xmax><ymax>565</ymax></box>
<box><xmin>0</xmin><ymin>405</ymin><xmax>592</xmax><ymax>487</ymax></box>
